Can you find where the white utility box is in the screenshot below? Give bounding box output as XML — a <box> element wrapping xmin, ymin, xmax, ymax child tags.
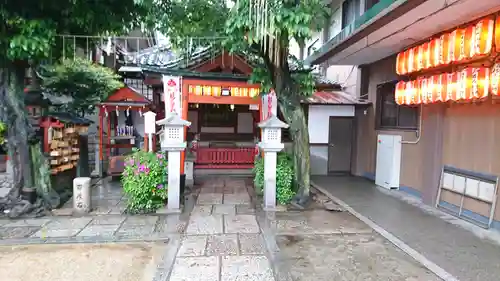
<box><xmin>375</xmin><ymin>134</ymin><xmax>402</xmax><ymax>189</ymax></box>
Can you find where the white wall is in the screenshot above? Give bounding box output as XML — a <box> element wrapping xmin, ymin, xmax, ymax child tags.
<box><xmin>308</xmin><ymin>105</ymin><xmax>354</xmax><ymax>143</ymax></box>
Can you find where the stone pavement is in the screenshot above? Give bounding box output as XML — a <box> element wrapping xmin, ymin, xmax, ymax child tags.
<box><xmin>0</xmin><ymin>177</ymin><xmax>441</xmax><ymax>281</ymax></box>
<box><xmin>313</xmin><ymin>175</ymin><xmax>500</xmax><ymax>281</ymax></box>
<box><xmin>155</xmin><ymin>177</ymin><xmax>438</xmax><ymax>281</ymax></box>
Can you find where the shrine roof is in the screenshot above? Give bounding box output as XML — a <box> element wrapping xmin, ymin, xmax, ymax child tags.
<box><xmin>123</xmin><ymin>45</ymin><xmax>342</xmax><ymax>89</ymax></box>
<box><xmin>101</xmin><ymin>86</ymin><xmax>151</xmax><ymax>105</ymax></box>
<box><xmin>303</xmin><ymin>91</ymin><xmax>371</xmax><ymax>106</ymax></box>
<box><xmin>44</xmin><ymin>112</ymin><xmax>93</xmax><ymax>125</ymax></box>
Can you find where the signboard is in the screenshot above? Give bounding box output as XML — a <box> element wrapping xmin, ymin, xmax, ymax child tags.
<box><xmin>162</xmin><ymin>75</ymin><xmax>182</xmax><ymax>114</ymax></box>
<box><xmin>261</xmin><ymin>90</ymin><xmax>277</xmax><ymax>119</ymax></box>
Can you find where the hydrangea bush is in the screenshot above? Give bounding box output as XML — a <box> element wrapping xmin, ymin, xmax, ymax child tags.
<box><xmin>122</xmin><ymin>149</ymin><xmax>168</xmax><ymax>213</ymax></box>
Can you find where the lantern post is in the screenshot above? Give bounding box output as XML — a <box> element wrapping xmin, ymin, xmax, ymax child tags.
<box><xmin>257</xmin><ymin>114</ymin><xmax>289</xmax><ymax>210</ymax></box>
<box><xmin>157</xmin><ymin>113</ymin><xmax>191</xmax><ymax>211</ymax></box>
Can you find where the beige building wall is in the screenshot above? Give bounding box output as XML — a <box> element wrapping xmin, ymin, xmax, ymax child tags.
<box><xmin>353</xmin><ymin>54</ymin><xmax>500</xmax><ymax>221</ymax></box>
<box><xmin>352</xmin><ymin>55</ymin><xmax>426</xmax><ymax>194</ymax></box>
<box><xmin>441</xmin><ymin>103</ymin><xmax>500</xmax><ymax>221</ymax></box>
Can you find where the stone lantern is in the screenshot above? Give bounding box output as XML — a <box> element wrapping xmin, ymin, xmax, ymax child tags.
<box><xmin>257</xmin><ymin>114</ymin><xmax>289</xmax><ymax>210</ymax></box>
<box><xmin>156</xmin><ymin>113</ymin><xmax>191</xmax><ymax>211</ymax></box>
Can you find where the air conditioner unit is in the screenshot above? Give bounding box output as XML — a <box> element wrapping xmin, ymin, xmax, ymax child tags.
<box><xmin>375</xmin><ymin>134</ymin><xmax>402</xmax><ymax>189</ymax></box>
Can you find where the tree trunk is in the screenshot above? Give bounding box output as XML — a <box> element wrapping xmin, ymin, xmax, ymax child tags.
<box><xmin>0</xmin><ymin>63</ymin><xmax>34</xmax><ymax>192</ymax></box>
<box><xmin>278</xmin><ymin>96</ymin><xmax>311</xmax><ymax>203</ymax></box>
<box><xmin>272</xmin><ymin>62</ymin><xmax>311</xmax><ymax>204</ymax></box>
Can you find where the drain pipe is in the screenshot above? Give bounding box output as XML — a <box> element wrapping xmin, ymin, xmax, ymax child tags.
<box><xmin>401</xmin><ymin>104</ymin><xmax>422</xmax><ymax>144</ymax></box>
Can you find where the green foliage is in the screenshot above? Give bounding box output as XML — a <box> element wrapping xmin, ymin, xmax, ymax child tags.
<box><xmin>253</xmin><ymin>152</ymin><xmax>295</xmax><ymax>205</ymax></box>
<box><xmin>40</xmin><ymin>58</ymin><xmax>124</xmax><ymax>115</ymax></box>
<box><xmin>1</xmin><ymin>0</ymin><xmax>167</xmax><ymax>64</ymax></box>
<box><xmin>122</xmin><ymin>149</ymin><xmax>168</xmax><ymax>213</ymax></box>
<box><xmin>0</xmin><ymin>122</ymin><xmax>6</xmax><ymax>145</ymax></box>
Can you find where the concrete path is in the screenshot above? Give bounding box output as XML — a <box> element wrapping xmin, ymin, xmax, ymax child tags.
<box><xmin>313</xmin><ymin>175</ymin><xmax>500</xmax><ymax>281</ymax></box>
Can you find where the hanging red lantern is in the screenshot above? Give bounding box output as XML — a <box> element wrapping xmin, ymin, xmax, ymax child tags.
<box><xmin>396</xmin><ymin>51</ymin><xmax>406</xmax><ymax>75</ymax></box>
<box><xmin>491</xmin><ymin>63</ymin><xmax>500</xmax><ymax>96</ymax></box>
<box><xmin>432</xmin><ymin>74</ymin><xmax>446</xmax><ymax>103</ymax></box>
<box><xmin>451</xmin><ymin>28</ymin><xmax>465</xmax><ymax>61</ymax></box>
<box><xmin>460</xmin><ymin>25</ymin><xmax>475</xmax><ymax>60</ymax></box>
<box><xmin>395</xmin><ymin>81</ymin><xmax>406</xmax><ymax>105</ymax></box>
<box><xmin>415</xmin><ymin>78</ymin><xmax>425</xmax><ymax>104</ymax></box>
<box><xmin>469</xmin><ymin>67</ymin><xmax>490</xmax><ymax>100</ymax></box>
<box><xmin>405</xmin><ymin>81</ymin><xmax>418</xmax><ymax>105</ymax></box>
<box><xmin>440</xmin><ymin>32</ymin><xmax>452</xmax><ymax>65</ymax></box>
<box><xmin>456</xmin><ymin>69</ymin><xmax>469</xmax><ymax>101</ymax></box>
<box><xmin>474</xmin><ymin>17</ymin><xmax>495</xmax><ymax>57</ymax></box>
<box><xmin>429</xmin><ymin>38</ymin><xmax>441</xmax><ymax>68</ymax></box>
<box><xmin>406</xmin><ymin>48</ymin><xmax>416</xmax><ymax>73</ymax></box>
<box><xmin>445</xmin><ymin>72</ymin><xmax>458</xmax><ymax>101</ymax></box>
<box><xmin>496</xmin><ymin>16</ymin><xmax>500</xmax><ymax>53</ymax></box>
<box><xmin>416</xmin><ymin>44</ymin><xmax>425</xmax><ymax>71</ymax></box>
<box><xmin>419</xmin><ymin>77</ymin><xmax>429</xmax><ymax>104</ymax></box>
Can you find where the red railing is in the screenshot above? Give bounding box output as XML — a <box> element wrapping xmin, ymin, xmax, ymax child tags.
<box><xmin>195</xmin><ymin>147</ymin><xmax>255</xmax><ymax>169</ymax></box>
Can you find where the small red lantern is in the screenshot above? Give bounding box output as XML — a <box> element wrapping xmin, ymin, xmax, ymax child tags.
<box><xmin>406</xmin><ymin>48</ymin><xmax>416</xmax><ymax>73</ymax></box>
<box><xmin>496</xmin><ymin>17</ymin><xmax>500</xmax><ymax>53</ymax></box>
<box><xmin>440</xmin><ymin>32</ymin><xmax>452</xmax><ymax>65</ymax></box>
<box><xmin>474</xmin><ymin>17</ymin><xmax>495</xmax><ymax>57</ymax></box>
<box><xmin>433</xmin><ymin>74</ymin><xmax>446</xmax><ymax>103</ymax></box>
<box><xmin>491</xmin><ymin>63</ymin><xmax>500</xmax><ymax>96</ymax></box>
<box><xmin>416</xmin><ymin>44</ymin><xmax>425</xmax><ymax>71</ymax></box>
<box><xmin>395</xmin><ymin>81</ymin><xmax>406</xmax><ymax>105</ymax></box>
<box><xmin>419</xmin><ymin>77</ymin><xmax>429</xmax><ymax>104</ymax></box>
<box><xmin>455</xmin><ymin>69</ymin><xmax>469</xmax><ymax>100</ymax></box>
<box><xmin>451</xmin><ymin>28</ymin><xmax>465</xmax><ymax>62</ymax></box>
<box><xmin>396</xmin><ymin>51</ymin><xmax>406</xmax><ymax>75</ymax></box>
<box><xmin>445</xmin><ymin>72</ymin><xmax>458</xmax><ymax>101</ymax></box>
<box><xmin>429</xmin><ymin>38</ymin><xmax>441</xmax><ymax>68</ymax></box>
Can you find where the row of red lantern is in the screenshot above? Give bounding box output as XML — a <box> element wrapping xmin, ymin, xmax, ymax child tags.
<box><xmin>396</xmin><ymin>16</ymin><xmax>497</xmax><ymax>75</ymax></box>
<box><xmin>395</xmin><ymin>64</ymin><xmax>500</xmax><ymax>105</ymax></box>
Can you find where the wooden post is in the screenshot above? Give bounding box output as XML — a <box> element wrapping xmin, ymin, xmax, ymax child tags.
<box><xmin>99</xmin><ymin>107</ymin><xmax>104</xmax><ymax>161</ymax></box>
<box><xmin>106</xmin><ymin>111</ymin><xmax>111</xmax><ymax>158</ymax></box>
<box><xmin>180</xmin><ymin>81</ymin><xmax>189</xmax><ymax>175</ymax></box>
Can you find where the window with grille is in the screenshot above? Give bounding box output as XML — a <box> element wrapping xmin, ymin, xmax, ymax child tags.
<box><xmin>376</xmin><ymin>81</ymin><xmax>419</xmax><ymax>130</ymax></box>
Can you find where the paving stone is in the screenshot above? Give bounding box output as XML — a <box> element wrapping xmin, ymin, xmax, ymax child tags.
<box><xmin>191</xmin><ymin>205</ymin><xmax>213</xmax><ymax>216</ymax></box>
<box><xmin>236</xmin><ymin>204</ymin><xmax>256</xmax><ymax>215</ymax></box>
<box><xmin>224</xmin><ymin>215</ymin><xmax>260</xmax><ymax>234</ymax></box>
<box><xmin>44</xmin><ymin>217</ymin><xmax>92</xmax><ymax>229</ymax></box>
<box><xmin>177</xmin><ymin>235</ymin><xmax>207</xmax><ymax>257</ymax></box>
<box><xmin>2</xmin><ymin>218</ymin><xmax>51</xmax><ymax>227</ymax></box>
<box><xmin>206</xmin><ymin>234</ymin><xmax>238</xmax><ymax>256</ymax></box>
<box><xmin>122</xmin><ymin>216</ymin><xmax>159</xmax><ymax>226</ymax></box>
<box><xmin>186</xmin><ymin>215</ymin><xmax>223</xmax><ymax>235</ymax></box>
<box><xmin>0</xmin><ymin>227</ymin><xmax>39</xmax><ymax>239</ymax></box>
<box><xmin>223</xmin><ymin>194</ymin><xmax>251</xmax><ymax>205</ymax></box>
<box><xmin>213</xmin><ymin>204</ymin><xmax>236</xmax><ymax>215</ymax></box>
<box><xmin>108</xmin><ymin>206</ymin><xmax>127</xmax><ymax>215</ymax></box>
<box><xmin>90</xmin><ymin>207</ymin><xmax>112</xmax><ymax>215</ymax></box>
<box><xmin>31</xmin><ymin>228</ymin><xmax>82</xmax><ymax>238</ymax></box>
<box><xmin>115</xmin><ymin>224</ymin><xmax>155</xmax><ymax>237</ymax></box>
<box><xmin>77</xmin><ymin>225</ymin><xmax>120</xmax><ymax>237</ymax></box>
<box><xmin>51</xmin><ymin>208</ymin><xmax>74</xmax><ymax>216</ymax></box>
<box><xmin>90</xmin><ymin>216</ymin><xmax>126</xmax><ymax>225</ymax></box>
<box><xmin>239</xmin><ymin>234</ymin><xmax>266</xmax><ymax>255</ymax></box>
<box><xmin>197</xmin><ymin>193</ymin><xmax>223</xmax><ymax>205</ymax></box>
<box><xmin>221</xmin><ymin>256</ymin><xmax>274</xmax><ymax>281</ymax></box>
<box><xmin>169</xmin><ymin>256</ymin><xmax>219</xmax><ymax>281</ymax></box>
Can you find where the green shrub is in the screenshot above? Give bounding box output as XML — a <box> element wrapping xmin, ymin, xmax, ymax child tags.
<box><xmin>252</xmin><ymin>152</ymin><xmax>295</xmax><ymax>205</ymax></box>
<box><xmin>122</xmin><ymin>149</ymin><xmax>168</xmax><ymax>213</ymax></box>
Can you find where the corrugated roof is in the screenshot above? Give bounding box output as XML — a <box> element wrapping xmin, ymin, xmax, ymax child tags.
<box><xmin>303</xmin><ymin>91</ymin><xmax>371</xmax><ymax>105</ymax></box>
